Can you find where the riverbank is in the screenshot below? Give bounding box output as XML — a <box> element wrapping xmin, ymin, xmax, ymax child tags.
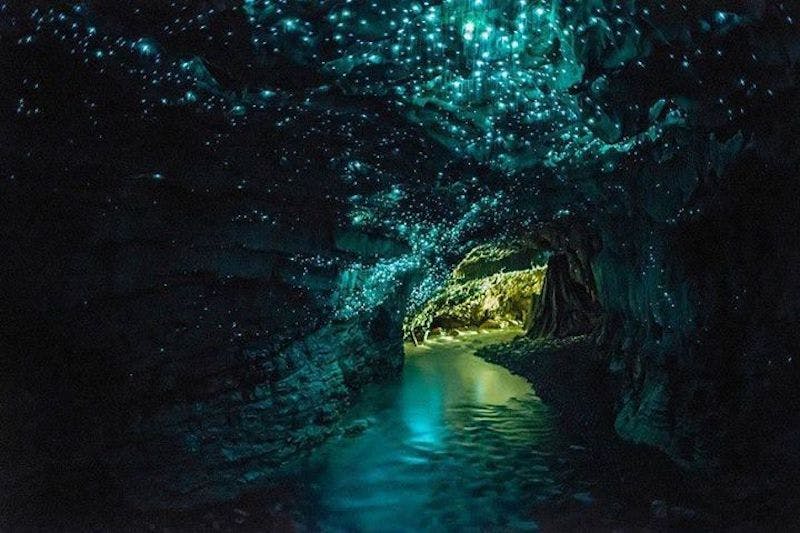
<box><xmin>477</xmin><ymin>335</ymin><xmax>613</xmax><ymax>438</ymax></box>
<box><xmin>475</xmin><ymin>333</ymin><xmax>800</xmax><ymax>529</ymax></box>
<box><xmin>475</xmin><ymin>334</ymin><xmax>717</xmax><ymax>529</ymax></box>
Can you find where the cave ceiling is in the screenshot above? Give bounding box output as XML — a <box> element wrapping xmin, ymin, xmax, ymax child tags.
<box><xmin>3</xmin><ymin>0</ymin><xmax>796</xmax><ymax>311</ymax></box>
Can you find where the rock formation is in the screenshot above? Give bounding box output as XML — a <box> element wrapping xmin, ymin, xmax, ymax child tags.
<box><xmin>526</xmin><ymin>252</ymin><xmax>599</xmax><ymax>338</ymax></box>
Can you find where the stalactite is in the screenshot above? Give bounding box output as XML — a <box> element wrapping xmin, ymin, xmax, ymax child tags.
<box><xmin>526</xmin><ymin>252</ymin><xmax>599</xmax><ymax>338</ymax></box>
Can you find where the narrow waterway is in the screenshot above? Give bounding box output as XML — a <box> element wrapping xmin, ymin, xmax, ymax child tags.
<box><xmin>296</xmin><ymin>329</ymin><xmax>600</xmax><ymax>531</ymax></box>
<box><xmin>14</xmin><ymin>330</ymin><xmax>703</xmax><ymax>531</ymax></box>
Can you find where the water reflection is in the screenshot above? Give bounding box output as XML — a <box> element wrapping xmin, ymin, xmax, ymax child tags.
<box><xmin>302</xmin><ymin>330</ymin><xmax>566</xmax><ymax>531</ymax></box>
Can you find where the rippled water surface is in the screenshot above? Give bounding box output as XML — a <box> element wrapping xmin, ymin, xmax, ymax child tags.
<box><xmin>297</xmin><ymin>330</ymin><xmax>586</xmax><ymax>531</ymax></box>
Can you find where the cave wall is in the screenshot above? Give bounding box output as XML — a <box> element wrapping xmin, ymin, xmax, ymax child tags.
<box><xmin>506</xmin><ymin>3</ymin><xmax>800</xmax><ymax>475</ymax></box>
<box><xmin>0</xmin><ymin>175</ymin><xmax>412</xmax><ymax>509</ymax></box>
<box><xmin>590</xmin><ymin>150</ymin><xmax>800</xmax><ymax>473</ymax></box>
<box><xmin>526</xmin><ymin>145</ymin><xmax>800</xmax><ymax>477</ymax></box>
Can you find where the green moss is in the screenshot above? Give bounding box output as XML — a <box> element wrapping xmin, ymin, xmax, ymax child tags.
<box><xmin>405</xmin><ymin>265</ymin><xmax>545</xmax><ymax>342</ymax></box>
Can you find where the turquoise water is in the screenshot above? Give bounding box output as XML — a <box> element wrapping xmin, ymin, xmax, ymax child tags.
<box><xmin>298</xmin><ymin>330</ymin><xmax>584</xmax><ymax>531</ymax></box>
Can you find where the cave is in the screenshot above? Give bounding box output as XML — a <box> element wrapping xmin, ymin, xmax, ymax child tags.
<box><xmin>3</xmin><ymin>1</ymin><xmax>800</xmax><ymax>530</ymax></box>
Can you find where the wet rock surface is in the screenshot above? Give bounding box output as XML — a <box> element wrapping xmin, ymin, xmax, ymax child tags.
<box><xmin>478</xmin><ymin>335</ymin><xmax>613</xmax><ymax>437</ymax></box>
<box><xmin>526</xmin><ymin>253</ymin><xmax>601</xmax><ymax>339</ymax></box>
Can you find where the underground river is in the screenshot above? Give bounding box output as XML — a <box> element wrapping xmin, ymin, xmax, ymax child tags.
<box><xmin>31</xmin><ymin>329</ymin><xmax>699</xmax><ymax>530</ymax></box>
<box><xmin>286</xmin><ymin>329</ymin><xmax>659</xmax><ymax>531</ymax></box>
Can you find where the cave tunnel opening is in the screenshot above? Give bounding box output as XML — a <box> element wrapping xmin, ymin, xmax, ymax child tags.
<box><xmin>403</xmin><ymin>229</ymin><xmax>603</xmax><ymax>349</ymax></box>
<box><xmin>404</xmin><ymin>241</ymin><xmax>548</xmax><ymax>345</ymax></box>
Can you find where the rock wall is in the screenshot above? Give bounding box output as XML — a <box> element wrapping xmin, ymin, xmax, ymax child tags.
<box><xmin>0</xmin><ymin>175</ymin><xmax>411</xmax><ymax>510</ymax></box>
<box><xmin>592</xmin><ymin>151</ymin><xmax>800</xmax><ymax>477</ymax></box>
<box><xmin>526</xmin><ymin>252</ymin><xmax>600</xmax><ymax>339</ymax></box>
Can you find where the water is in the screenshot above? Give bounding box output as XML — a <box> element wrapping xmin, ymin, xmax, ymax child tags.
<box><xmin>297</xmin><ymin>330</ymin><xmax>590</xmax><ymax>532</ymax></box>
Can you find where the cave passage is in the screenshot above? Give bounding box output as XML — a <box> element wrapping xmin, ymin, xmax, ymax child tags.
<box><xmin>404</xmin><ymin>242</ymin><xmax>549</xmax><ymax>344</ymax></box>
<box><xmin>275</xmin><ymin>328</ymin><xmax>684</xmax><ymax>530</ymax></box>
<box><xmin>290</xmin><ymin>330</ymin><xmax>586</xmax><ymax>530</ymax></box>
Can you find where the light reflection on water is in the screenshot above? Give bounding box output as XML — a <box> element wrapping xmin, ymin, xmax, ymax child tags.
<box><xmin>299</xmin><ymin>330</ymin><xmax>575</xmax><ymax>532</ymax></box>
